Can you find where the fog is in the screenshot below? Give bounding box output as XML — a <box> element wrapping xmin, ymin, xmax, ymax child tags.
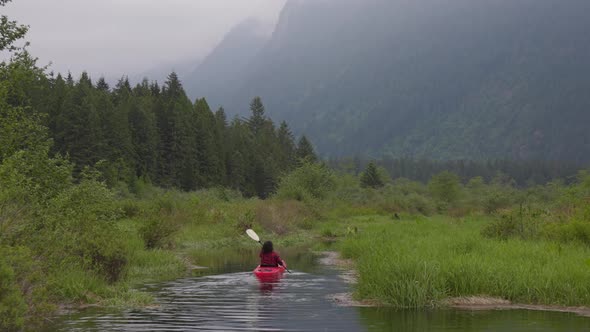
<box><xmin>2</xmin><ymin>0</ymin><xmax>286</xmax><ymax>81</ymax></box>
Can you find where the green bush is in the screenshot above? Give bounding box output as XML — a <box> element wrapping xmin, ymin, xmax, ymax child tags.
<box><xmin>543</xmin><ymin>220</ymin><xmax>590</xmax><ymax>246</ymax></box>
<box><xmin>481</xmin><ymin>205</ymin><xmax>545</xmax><ymax>240</ymax></box>
<box><xmin>119</xmin><ymin>200</ymin><xmax>142</xmax><ymax>218</ymax></box>
<box><xmin>481</xmin><ymin>214</ymin><xmax>520</xmax><ymax>239</ymax></box>
<box><xmin>236</xmin><ymin>210</ymin><xmax>255</xmax><ymax>232</ymax></box>
<box><xmin>0</xmin><ymin>201</ymin><xmax>29</xmax><ymax>245</ymax></box>
<box><xmin>154</xmin><ymin>193</ymin><xmax>180</xmax><ymax>215</ymax></box>
<box><xmin>0</xmin><ymin>148</ymin><xmax>72</xmax><ymax>205</ymax></box>
<box><xmin>0</xmin><ymin>250</ymin><xmax>26</xmax><ymax>331</ymax></box>
<box><xmin>44</xmin><ymin>179</ymin><xmax>128</xmax><ymax>283</ymax></box>
<box><xmin>254</xmin><ymin>200</ymin><xmax>315</xmax><ymax>235</ymax></box>
<box><xmin>140</xmin><ymin>217</ymin><xmax>179</xmax><ymax>250</ymax></box>
<box><xmin>428</xmin><ymin>171</ymin><xmax>462</xmax><ymax>204</ymax></box>
<box><xmin>276</xmin><ymin>162</ymin><xmax>335</xmax><ymax>202</ymax></box>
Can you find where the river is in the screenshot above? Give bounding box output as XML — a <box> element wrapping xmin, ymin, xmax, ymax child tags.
<box><xmin>44</xmin><ymin>248</ymin><xmax>590</xmax><ymax>331</ymax></box>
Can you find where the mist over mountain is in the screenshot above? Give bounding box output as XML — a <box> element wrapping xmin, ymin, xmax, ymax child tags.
<box><xmin>129</xmin><ymin>58</ymin><xmax>200</xmax><ymax>87</ymax></box>
<box><xmin>185</xmin><ymin>0</ymin><xmax>590</xmax><ymax>162</ymax></box>
<box><xmin>183</xmin><ymin>19</ymin><xmax>272</xmax><ymax>110</ymax></box>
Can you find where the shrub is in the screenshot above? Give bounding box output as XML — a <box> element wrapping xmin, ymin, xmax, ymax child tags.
<box><xmin>255</xmin><ymin>200</ymin><xmax>313</xmax><ymax>235</ymax></box>
<box><xmin>428</xmin><ymin>171</ymin><xmax>462</xmax><ymax>204</ymax></box>
<box><xmin>276</xmin><ymin>162</ymin><xmax>335</xmax><ymax>202</ymax></box>
<box><xmin>155</xmin><ymin>193</ymin><xmax>179</xmax><ymax>215</ymax></box>
<box><xmin>360</xmin><ymin>162</ymin><xmax>385</xmax><ymax>188</ymax></box>
<box><xmin>481</xmin><ymin>214</ymin><xmax>519</xmax><ymax>239</ymax></box>
<box><xmin>320</xmin><ymin>227</ymin><xmax>337</xmax><ymax>238</ymax></box>
<box><xmin>43</xmin><ymin>179</ymin><xmax>128</xmax><ymax>283</ymax></box>
<box><xmin>482</xmin><ymin>204</ymin><xmax>545</xmax><ymax>240</ymax></box>
<box><xmin>0</xmin><ymin>250</ymin><xmax>27</xmax><ymax>331</ymax></box>
<box><xmin>543</xmin><ymin>220</ymin><xmax>590</xmax><ymax>246</ymax></box>
<box><xmin>0</xmin><ymin>148</ymin><xmax>72</xmax><ymax>205</ymax></box>
<box><xmin>139</xmin><ymin>217</ymin><xmax>180</xmax><ymax>250</ymax></box>
<box><xmin>119</xmin><ymin>200</ymin><xmax>141</xmax><ymax>218</ymax></box>
<box><xmin>405</xmin><ymin>193</ymin><xmax>435</xmax><ymax>215</ymax></box>
<box><xmin>483</xmin><ymin>192</ymin><xmax>512</xmax><ymax>214</ymax></box>
<box><xmin>236</xmin><ymin>210</ymin><xmax>255</xmax><ymax>232</ymax></box>
<box><xmin>0</xmin><ymin>201</ymin><xmax>28</xmax><ymax>245</ymax></box>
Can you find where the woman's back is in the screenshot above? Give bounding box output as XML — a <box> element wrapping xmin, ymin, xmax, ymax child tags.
<box><xmin>260</xmin><ymin>251</ymin><xmax>282</xmax><ymax>267</ymax></box>
<box><xmin>260</xmin><ymin>241</ymin><xmax>283</xmax><ymax>267</ymax></box>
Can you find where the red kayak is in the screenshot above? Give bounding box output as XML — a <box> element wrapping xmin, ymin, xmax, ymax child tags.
<box><xmin>253</xmin><ymin>263</ymin><xmax>287</xmax><ymax>281</ymax></box>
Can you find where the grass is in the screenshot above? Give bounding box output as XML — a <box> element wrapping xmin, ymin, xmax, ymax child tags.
<box><xmin>58</xmin><ymin>192</ymin><xmax>319</xmax><ymax>310</ymax></box>
<box><xmin>339</xmin><ymin>215</ymin><xmax>590</xmax><ymax>308</ymax></box>
<box><xmin>4</xmin><ymin>169</ymin><xmax>587</xmax><ymax>330</ymax></box>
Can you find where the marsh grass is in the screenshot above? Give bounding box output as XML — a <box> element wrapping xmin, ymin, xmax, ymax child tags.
<box><xmin>340</xmin><ymin>216</ymin><xmax>590</xmax><ymax>308</ymax></box>
<box><xmin>6</xmin><ymin>169</ymin><xmax>587</xmax><ymax>329</ymax></box>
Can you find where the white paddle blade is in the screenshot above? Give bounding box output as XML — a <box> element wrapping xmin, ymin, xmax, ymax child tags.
<box><xmin>246</xmin><ymin>229</ymin><xmax>260</xmax><ymax>242</ymax></box>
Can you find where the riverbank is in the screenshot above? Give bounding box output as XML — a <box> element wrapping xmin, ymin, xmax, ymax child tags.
<box><xmin>337</xmin><ymin>215</ymin><xmax>590</xmax><ymax>311</ymax></box>
<box><xmin>1</xmin><ymin>186</ymin><xmax>322</xmax><ymax>330</ymax></box>
<box><xmin>3</xmin><ymin>165</ymin><xmax>589</xmax><ymax>330</ymax></box>
<box><xmin>87</xmin><ymin>189</ymin><xmax>319</xmax><ymax>301</ymax></box>
<box><xmin>321</xmin><ymin>245</ymin><xmax>590</xmax><ymax>318</ymax></box>
<box><xmin>444</xmin><ymin>296</ymin><xmax>590</xmax><ymax>318</ymax></box>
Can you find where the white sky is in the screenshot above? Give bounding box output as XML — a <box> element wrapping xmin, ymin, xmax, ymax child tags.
<box><xmin>3</xmin><ymin>0</ymin><xmax>286</xmax><ymax>80</ymax></box>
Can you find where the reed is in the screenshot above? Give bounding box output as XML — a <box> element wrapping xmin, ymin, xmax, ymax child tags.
<box><xmin>340</xmin><ymin>216</ymin><xmax>590</xmax><ymax>307</ymax></box>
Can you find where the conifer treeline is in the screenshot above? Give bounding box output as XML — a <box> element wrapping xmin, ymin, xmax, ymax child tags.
<box><xmin>37</xmin><ymin>72</ymin><xmax>316</xmax><ymax>198</ymax></box>
<box><xmin>330</xmin><ymin>157</ymin><xmax>585</xmax><ymax>186</ymax></box>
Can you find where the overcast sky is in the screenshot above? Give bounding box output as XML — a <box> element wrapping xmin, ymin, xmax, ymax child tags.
<box><xmin>3</xmin><ymin>0</ymin><xmax>286</xmax><ymax>81</ymax></box>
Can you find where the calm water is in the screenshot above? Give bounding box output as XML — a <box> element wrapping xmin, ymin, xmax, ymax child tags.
<box><xmin>45</xmin><ymin>249</ymin><xmax>590</xmax><ymax>331</ymax></box>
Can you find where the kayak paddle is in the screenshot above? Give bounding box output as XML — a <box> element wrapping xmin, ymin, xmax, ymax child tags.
<box><xmin>246</xmin><ymin>229</ymin><xmax>291</xmax><ymax>273</ymax></box>
<box><xmin>246</xmin><ymin>228</ymin><xmax>262</xmax><ymax>245</ymax></box>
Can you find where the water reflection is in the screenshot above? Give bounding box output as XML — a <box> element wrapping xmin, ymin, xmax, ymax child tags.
<box><xmin>359</xmin><ymin>307</ymin><xmax>590</xmax><ymax>332</ymax></box>
<box><xmin>259</xmin><ymin>281</ymin><xmax>280</xmax><ymax>294</ymax></box>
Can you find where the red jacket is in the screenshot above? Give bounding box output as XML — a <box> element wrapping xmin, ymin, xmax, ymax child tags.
<box><xmin>260</xmin><ymin>251</ymin><xmax>283</xmax><ymax>267</ymax></box>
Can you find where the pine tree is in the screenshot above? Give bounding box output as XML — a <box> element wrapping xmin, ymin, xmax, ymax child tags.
<box><xmin>56</xmin><ymin>72</ymin><xmax>103</xmax><ymax>176</ymax></box>
<box><xmin>277</xmin><ymin>121</ymin><xmax>296</xmax><ymax>170</ymax></box>
<box><xmin>97</xmin><ymin>77</ymin><xmax>135</xmax><ymax>185</ymax></box>
<box><xmin>65</xmin><ymin>72</ymin><xmax>74</xmax><ymax>87</ymax></box>
<box><xmin>213</xmin><ymin>107</ymin><xmax>229</xmax><ymax>184</ymax></box>
<box><xmin>47</xmin><ymin>74</ymin><xmax>68</xmax><ymax>152</ymax></box>
<box><xmin>248</xmin><ymin>96</ymin><xmax>266</xmax><ymax>135</ymax></box>
<box><xmin>215</xmin><ymin>107</ymin><xmax>228</xmax><ymax>127</ymax></box>
<box><xmin>228</xmin><ymin>150</ymin><xmax>246</xmax><ymax>191</ymax></box>
<box><xmin>129</xmin><ymin>81</ymin><xmax>159</xmax><ymax>181</ymax></box>
<box><xmin>96</xmin><ymin>77</ymin><xmax>110</xmax><ymax>92</ymax></box>
<box><xmin>157</xmin><ymin>72</ymin><xmax>195</xmax><ymax>189</ymax></box>
<box><xmin>296</xmin><ymin>135</ymin><xmax>317</xmax><ymax>162</ymax></box>
<box><xmin>194</xmin><ymin>98</ymin><xmax>224</xmax><ymax>187</ymax></box>
<box><xmin>227</xmin><ymin>119</ymin><xmax>255</xmax><ymax>195</ymax></box>
<box><xmin>360</xmin><ymin>161</ymin><xmax>384</xmax><ymax>188</ymax></box>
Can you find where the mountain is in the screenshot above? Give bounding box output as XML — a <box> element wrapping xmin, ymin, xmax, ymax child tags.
<box><xmin>183</xmin><ymin>19</ymin><xmax>271</xmax><ymax>110</ymax></box>
<box><xmin>130</xmin><ymin>58</ymin><xmax>200</xmax><ymax>87</ymax></box>
<box><xmin>184</xmin><ymin>0</ymin><xmax>590</xmax><ymax>162</ymax></box>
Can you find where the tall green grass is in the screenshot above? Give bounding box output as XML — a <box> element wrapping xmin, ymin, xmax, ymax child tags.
<box><xmin>340</xmin><ymin>216</ymin><xmax>590</xmax><ymax>308</ymax></box>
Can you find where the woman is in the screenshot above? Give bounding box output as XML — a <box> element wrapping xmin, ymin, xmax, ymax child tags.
<box><xmin>259</xmin><ymin>241</ymin><xmax>285</xmax><ymax>267</ymax></box>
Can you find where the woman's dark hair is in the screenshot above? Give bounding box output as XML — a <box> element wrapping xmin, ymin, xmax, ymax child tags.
<box><xmin>262</xmin><ymin>241</ymin><xmax>273</xmax><ymax>254</ymax></box>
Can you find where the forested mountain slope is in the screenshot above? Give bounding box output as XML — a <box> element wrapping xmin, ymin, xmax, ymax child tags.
<box><xmin>182</xmin><ymin>19</ymin><xmax>270</xmax><ymax>111</ymax></box>
<box><xmin>185</xmin><ymin>0</ymin><xmax>590</xmax><ymax>162</ymax></box>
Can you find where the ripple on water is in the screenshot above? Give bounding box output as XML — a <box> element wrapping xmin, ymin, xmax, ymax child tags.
<box><xmin>55</xmin><ymin>270</ymin><xmax>365</xmax><ymax>332</ymax></box>
<box><xmin>48</xmin><ymin>259</ymin><xmax>590</xmax><ymax>332</ymax></box>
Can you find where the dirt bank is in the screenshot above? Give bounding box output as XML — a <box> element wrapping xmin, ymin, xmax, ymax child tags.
<box><xmin>446</xmin><ymin>296</ymin><xmax>590</xmax><ymax>317</ymax></box>
<box><xmin>318</xmin><ymin>251</ymin><xmax>376</xmax><ymax>307</ymax></box>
